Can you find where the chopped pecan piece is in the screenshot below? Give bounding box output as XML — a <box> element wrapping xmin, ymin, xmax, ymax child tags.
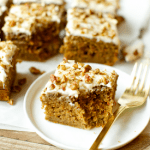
<box><xmin>18</xmin><ymin>78</ymin><xmax>26</xmax><ymax>85</ymax></box>
<box><xmin>97</xmin><ymin>79</ymin><xmax>103</xmax><ymax>84</ymax></box>
<box><xmin>103</xmin><ymin>77</ymin><xmax>109</xmax><ymax>85</ymax></box>
<box><xmin>9</xmin><ymin>20</ymin><xmax>16</xmax><ymax>27</ymax></box>
<box><xmin>84</xmin><ymin>65</ymin><xmax>92</xmax><ymax>73</ymax></box>
<box><xmin>77</xmin><ymin>62</ymin><xmax>84</xmax><ymax>67</ymax></box>
<box><xmin>50</xmin><ymin>84</ymin><xmax>55</xmax><ymax>90</ymax></box>
<box><xmin>85</xmin><ymin>74</ymin><xmax>93</xmax><ymax>84</ymax></box>
<box><xmin>50</xmin><ymin>74</ymin><xmax>56</xmax><ymax>83</ymax></box>
<box><xmin>57</xmin><ymin>65</ymin><xmax>60</xmax><ymax>69</ymax></box>
<box><xmin>61</xmin><ymin>84</ymin><xmax>66</xmax><ymax>91</ymax></box>
<box><xmin>29</xmin><ymin>67</ymin><xmax>45</xmax><ymax>75</ymax></box>
<box><xmin>133</xmin><ymin>49</ymin><xmax>138</xmax><ymax>56</ymax></box>
<box><xmin>56</xmin><ymin>77</ymin><xmax>61</xmax><ymax>84</ymax></box>
<box><xmin>70</xmin><ymin>81</ymin><xmax>79</xmax><ymax>90</ymax></box>
<box><xmin>60</xmin><ymin>65</ymin><xmax>66</xmax><ymax>70</ymax></box>
<box><xmin>93</xmin><ymin>68</ymin><xmax>100</xmax><ymax>74</ymax></box>
<box><xmin>61</xmin><ymin>75</ymin><xmax>67</xmax><ymax>83</ymax></box>
<box><xmin>73</xmin><ymin>64</ymin><xmax>78</xmax><ymax>69</ymax></box>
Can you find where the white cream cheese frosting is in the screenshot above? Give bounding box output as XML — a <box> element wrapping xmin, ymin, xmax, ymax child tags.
<box><xmin>3</xmin><ymin>15</ymin><xmax>36</xmax><ymax>35</ymax></box>
<box><xmin>2</xmin><ymin>3</ymin><xmax>64</xmax><ymax>35</ymax></box>
<box><xmin>42</xmin><ymin>60</ymin><xmax>117</xmax><ymax>98</ymax></box>
<box><xmin>65</xmin><ymin>8</ymin><xmax>120</xmax><ymax>45</ymax></box>
<box><xmin>13</xmin><ymin>0</ymin><xmax>63</xmax><ymax>5</ymax></box>
<box><xmin>41</xmin><ymin>0</ymin><xmax>63</xmax><ymax>5</ymax></box>
<box><xmin>72</xmin><ymin>0</ymin><xmax>119</xmax><ymax>15</ymax></box>
<box><xmin>13</xmin><ymin>0</ymin><xmax>40</xmax><ymax>4</ymax></box>
<box><xmin>0</xmin><ymin>66</ymin><xmax>7</xmax><ymax>83</ymax></box>
<box><xmin>0</xmin><ymin>41</ymin><xmax>18</xmax><ymax>85</ymax></box>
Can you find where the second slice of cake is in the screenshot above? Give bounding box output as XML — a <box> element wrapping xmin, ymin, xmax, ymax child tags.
<box><xmin>2</xmin><ymin>0</ymin><xmax>66</xmax><ymax>61</ymax></box>
<box><xmin>40</xmin><ymin>59</ymin><xmax>118</xmax><ymax>129</ymax></box>
<box><xmin>60</xmin><ymin>8</ymin><xmax>120</xmax><ymax>66</ymax></box>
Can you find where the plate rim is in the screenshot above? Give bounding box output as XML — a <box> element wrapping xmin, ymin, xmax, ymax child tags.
<box><xmin>24</xmin><ymin>63</ymin><xmax>150</xmax><ymax>150</ymax></box>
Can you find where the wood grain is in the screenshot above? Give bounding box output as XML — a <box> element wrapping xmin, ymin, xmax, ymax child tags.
<box><xmin>0</xmin><ymin>129</ymin><xmax>150</xmax><ymax>150</ymax></box>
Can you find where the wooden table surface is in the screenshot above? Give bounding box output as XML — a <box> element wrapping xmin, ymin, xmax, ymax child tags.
<box><xmin>0</xmin><ymin>121</ymin><xmax>150</xmax><ymax>150</ymax></box>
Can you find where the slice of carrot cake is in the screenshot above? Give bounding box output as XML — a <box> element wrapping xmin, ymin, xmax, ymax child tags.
<box><xmin>2</xmin><ymin>0</ymin><xmax>66</xmax><ymax>61</ymax></box>
<box><xmin>40</xmin><ymin>59</ymin><xmax>118</xmax><ymax>129</ymax></box>
<box><xmin>0</xmin><ymin>41</ymin><xmax>18</xmax><ymax>101</ymax></box>
<box><xmin>60</xmin><ymin>8</ymin><xmax>120</xmax><ymax>66</ymax></box>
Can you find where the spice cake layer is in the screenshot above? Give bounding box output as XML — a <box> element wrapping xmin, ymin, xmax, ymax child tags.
<box><xmin>40</xmin><ymin>59</ymin><xmax>118</xmax><ymax>129</ymax></box>
<box><xmin>60</xmin><ymin>8</ymin><xmax>120</xmax><ymax>65</ymax></box>
<box><xmin>14</xmin><ymin>36</ymin><xmax>62</xmax><ymax>61</ymax></box>
<box><xmin>0</xmin><ymin>41</ymin><xmax>18</xmax><ymax>101</ymax></box>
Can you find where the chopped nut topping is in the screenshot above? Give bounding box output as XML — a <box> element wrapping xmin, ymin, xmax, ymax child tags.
<box><xmin>44</xmin><ymin>59</ymin><xmax>117</xmax><ymax>96</ymax></box>
<box><xmin>56</xmin><ymin>77</ymin><xmax>61</xmax><ymax>84</ymax></box>
<box><xmin>85</xmin><ymin>74</ymin><xmax>93</xmax><ymax>84</ymax></box>
<box><xmin>50</xmin><ymin>84</ymin><xmax>55</xmax><ymax>90</ymax></box>
<box><xmin>78</xmin><ymin>62</ymin><xmax>84</xmax><ymax>67</ymax></box>
<box><xmin>50</xmin><ymin>74</ymin><xmax>56</xmax><ymax>83</ymax></box>
<box><xmin>73</xmin><ymin>64</ymin><xmax>78</xmax><ymax>69</ymax></box>
<box><xmin>18</xmin><ymin>78</ymin><xmax>26</xmax><ymax>85</ymax></box>
<box><xmin>70</xmin><ymin>81</ymin><xmax>79</xmax><ymax>90</ymax></box>
<box><xmin>8</xmin><ymin>99</ymin><xmax>14</xmax><ymax>105</ymax></box>
<box><xmin>93</xmin><ymin>68</ymin><xmax>100</xmax><ymax>74</ymax></box>
<box><xmin>100</xmin><ymin>72</ymin><xmax>106</xmax><ymax>75</ymax></box>
<box><xmin>60</xmin><ymin>65</ymin><xmax>66</xmax><ymax>70</ymax></box>
<box><xmin>57</xmin><ymin>65</ymin><xmax>60</xmax><ymax>69</ymax></box>
<box><xmin>84</xmin><ymin>65</ymin><xmax>92</xmax><ymax>73</ymax></box>
<box><xmin>133</xmin><ymin>49</ymin><xmax>139</xmax><ymax>56</ymax></box>
<box><xmin>29</xmin><ymin>67</ymin><xmax>45</xmax><ymax>75</ymax></box>
<box><xmin>102</xmin><ymin>77</ymin><xmax>109</xmax><ymax>84</ymax></box>
<box><xmin>12</xmin><ymin>86</ymin><xmax>21</xmax><ymax>93</ymax></box>
<box><xmin>112</xmin><ymin>70</ymin><xmax>116</xmax><ymax>75</ymax></box>
<box><xmin>9</xmin><ymin>20</ymin><xmax>16</xmax><ymax>27</ymax></box>
<box><xmin>81</xmin><ymin>72</ymin><xmax>85</xmax><ymax>76</ymax></box>
<box><xmin>61</xmin><ymin>84</ymin><xmax>66</xmax><ymax>91</ymax></box>
<box><xmin>61</xmin><ymin>75</ymin><xmax>67</xmax><ymax>83</ymax></box>
<box><xmin>97</xmin><ymin>78</ymin><xmax>103</xmax><ymax>84</ymax></box>
<box><xmin>66</xmin><ymin>8</ymin><xmax>118</xmax><ymax>44</ymax></box>
<box><xmin>75</xmin><ymin>70</ymin><xmax>81</xmax><ymax>76</ymax></box>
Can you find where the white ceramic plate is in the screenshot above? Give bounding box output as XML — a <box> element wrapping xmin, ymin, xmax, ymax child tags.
<box><xmin>24</xmin><ymin>63</ymin><xmax>150</xmax><ymax>150</ymax></box>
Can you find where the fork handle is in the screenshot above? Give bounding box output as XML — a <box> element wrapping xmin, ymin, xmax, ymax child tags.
<box><xmin>89</xmin><ymin>105</ymin><xmax>127</xmax><ymax>150</ymax></box>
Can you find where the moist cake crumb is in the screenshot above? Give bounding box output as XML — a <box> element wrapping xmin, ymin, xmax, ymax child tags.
<box><xmin>40</xmin><ymin>59</ymin><xmax>118</xmax><ymax>129</ymax></box>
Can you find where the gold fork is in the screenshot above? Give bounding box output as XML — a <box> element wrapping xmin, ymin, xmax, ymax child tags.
<box><xmin>90</xmin><ymin>63</ymin><xmax>150</xmax><ymax>150</ymax></box>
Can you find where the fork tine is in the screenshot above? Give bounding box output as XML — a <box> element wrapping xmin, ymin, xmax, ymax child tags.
<box><xmin>128</xmin><ymin>63</ymin><xmax>137</xmax><ymax>88</ymax></box>
<box><xmin>144</xmin><ymin>70</ymin><xmax>150</xmax><ymax>96</ymax></box>
<box><xmin>132</xmin><ymin>63</ymin><xmax>143</xmax><ymax>91</ymax></box>
<box><xmin>138</xmin><ymin>64</ymin><xmax>148</xmax><ymax>91</ymax></box>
